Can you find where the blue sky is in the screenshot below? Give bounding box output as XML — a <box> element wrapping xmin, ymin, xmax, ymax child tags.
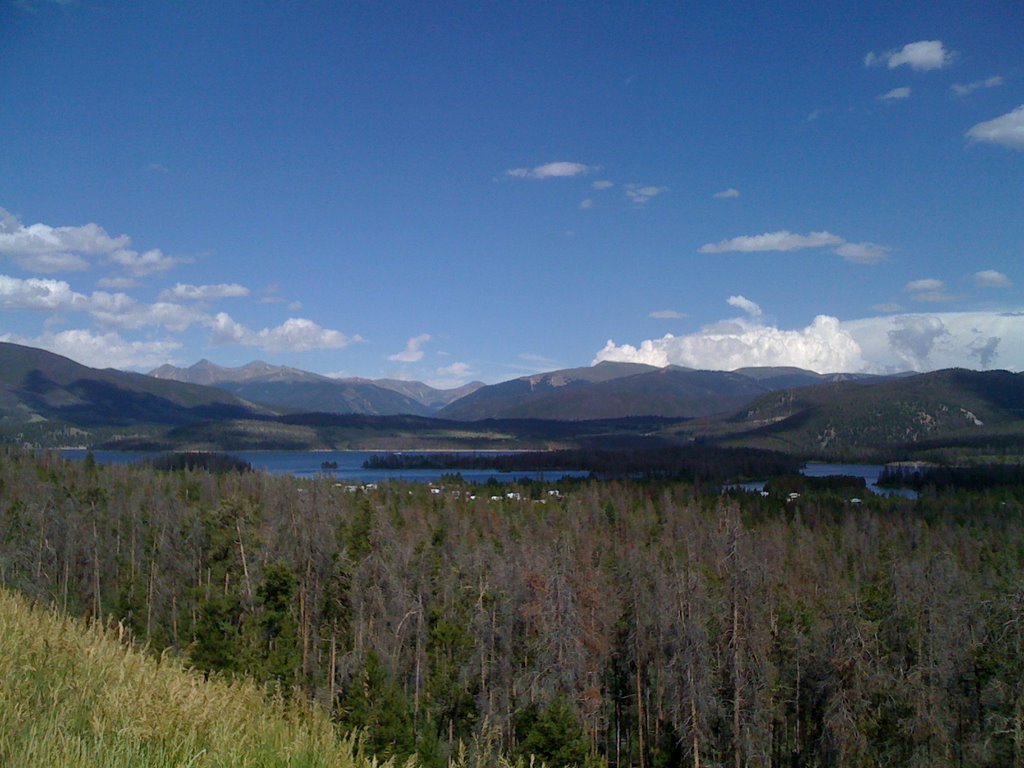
<box><xmin>2</xmin><ymin>0</ymin><xmax>1022</xmax><ymax>386</ymax></box>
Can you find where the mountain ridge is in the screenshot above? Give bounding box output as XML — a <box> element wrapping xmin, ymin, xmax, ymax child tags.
<box><xmin>148</xmin><ymin>359</ymin><xmax>484</xmax><ymax>415</ymax></box>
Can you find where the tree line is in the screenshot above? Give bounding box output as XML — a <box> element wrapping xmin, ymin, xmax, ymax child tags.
<box><xmin>1</xmin><ymin>445</ymin><xmax>1023</xmax><ymax>767</ymax></box>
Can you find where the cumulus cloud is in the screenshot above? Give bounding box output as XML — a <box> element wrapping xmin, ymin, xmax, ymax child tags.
<box><xmin>0</xmin><ymin>208</ymin><xmax>127</xmax><ymax>272</ymax></box>
<box><xmin>0</xmin><ymin>329</ymin><xmax>183</xmax><ymax>371</ymax></box>
<box><xmin>968</xmin><ymin>336</ymin><xmax>1001</xmax><ymax>368</ymax></box>
<box><xmin>388</xmin><ymin>333</ymin><xmax>432</xmax><ymax>362</ymax></box>
<box><xmin>974</xmin><ymin>269</ymin><xmax>1012</xmax><ymax>288</ymax></box>
<box><xmin>507</xmin><ymin>162</ymin><xmax>594</xmax><ymax>180</ymax></box>
<box><xmin>625</xmin><ymin>184</ymin><xmax>668</xmax><ymax>205</ymax></box>
<box><xmin>966</xmin><ymin>105</ymin><xmax>1024</xmax><ymax>150</ymax></box>
<box><xmin>865</xmin><ymin>40</ymin><xmax>952</xmax><ymax>71</ymax></box>
<box><xmin>160</xmin><ymin>282</ymin><xmax>250</xmax><ymax>301</ymax></box>
<box><xmin>0</xmin><ymin>272</ymin><xmax>214</xmax><ymax>332</ymax></box>
<box><xmin>649</xmin><ymin>309</ymin><xmax>686</xmax><ymax>319</ymax></box>
<box><xmin>879</xmin><ymin>87</ymin><xmax>912</xmax><ymax>101</ymax></box>
<box><xmin>210</xmin><ymin>313</ymin><xmax>358</xmax><ymax>352</ymax></box>
<box><xmin>105</xmin><ymin>247</ymin><xmax>188</xmax><ymax>276</ymax></box>
<box><xmin>0</xmin><ymin>207</ymin><xmax>189</xmax><ymax>276</ymax></box>
<box><xmin>952</xmin><ymin>76</ymin><xmax>1003</xmax><ymax>97</ymax></box>
<box><xmin>700</xmin><ymin>230</ymin><xmax>844</xmax><ymax>253</ymax></box>
<box><xmin>596</xmin><ymin>307</ymin><xmax>1024</xmax><ymax>374</ymax></box>
<box><xmin>713</xmin><ymin>187</ymin><xmax>740</xmax><ymax>199</ymax></box>
<box><xmin>596</xmin><ymin>315</ymin><xmax>866</xmax><ymax>373</ymax></box>
<box><xmin>0</xmin><ymin>275</ymin><xmax>88</xmax><ymax>311</ymax></box>
<box><xmin>727</xmin><ymin>295</ymin><xmax>762</xmax><ymax>318</ymax></box>
<box><xmin>91</xmin><ymin>297</ymin><xmax>207</xmax><ymax>333</ymax></box>
<box><xmin>579</xmin><ymin>198</ymin><xmax>594</xmax><ymax>210</ymax></box>
<box><xmin>886</xmin><ymin>315</ymin><xmax>951</xmax><ymax>367</ymax></box>
<box><xmin>842</xmin><ymin>311</ymin><xmax>1024</xmax><ymax>371</ymax></box>
<box><xmin>591</xmin><ymin>180</ymin><xmax>614</xmax><ymax>190</ymax></box>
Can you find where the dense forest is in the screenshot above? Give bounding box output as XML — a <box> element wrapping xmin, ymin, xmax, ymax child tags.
<box><xmin>362</xmin><ymin>445</ymin><xmax>802</xmax><ymax>482</ymax></box>
<box><xmin>1</xmin><ymin>446</ymin><xmax>1023</xmax><ymax>767</ymax></box>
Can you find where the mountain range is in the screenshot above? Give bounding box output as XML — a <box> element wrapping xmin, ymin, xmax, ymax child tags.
<box><xmin>149</xmin><ymin>360</ymin><xmax>483</xmax><ymax>416</ymax></box>
<box><xmin>148</xmin><ymin>358</ymin><xmax>882</xmax><ymax>421</ymax></box>
<box><xmin>0</xmin><ymin>342</ymin><xmax>263</xmax><ymax>432</ymax></box>
<box><xmin>2</xmin><ymin>341</ymin><xmax>1022</xmax><ymax>459</ymax></box>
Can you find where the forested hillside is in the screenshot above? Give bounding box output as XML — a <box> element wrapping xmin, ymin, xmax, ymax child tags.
<box><xmin>2</xmin><ymin>447</ymin><xmax>1023</xmax><ymax>766</ymax></box>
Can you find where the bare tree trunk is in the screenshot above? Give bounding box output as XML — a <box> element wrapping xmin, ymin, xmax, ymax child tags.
<box><xmin>236</xmin><ymin>521</ymin><xmax>253</xmax><ymax>602</ymax></box>
<box><xmin>93</xmin><ymin>519</ymin><xmax>101</xmax><ymax>619</ymax></box>
<box><xmin>636</xmin><ymin>608</ymin><xmax>646</xmax><ymax>768</ymax></box>
<box><xmin>328</xmin><ymin>631</ymin><xmax>337</xmax><ymax>704</ymax></box>
<box><xmin>146</xmin><ymin>561</ymin><xmax>155</xmax><ymax>637</ymax></box>
<box><xmin>689</xmin><ymin>664</ymin><xmax>701</xmax><ymax>768</ymax></box>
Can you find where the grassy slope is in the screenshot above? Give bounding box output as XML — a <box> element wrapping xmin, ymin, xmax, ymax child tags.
<box><xmin>0</xmin><ymin>588</ymin><xmax>384</xmax><ymax>768</ymax></box>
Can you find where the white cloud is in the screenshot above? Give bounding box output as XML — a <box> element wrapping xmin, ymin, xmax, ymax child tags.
<box><xmin>952</xmin><ymin>76</ymin><xmax>1004</xmax><ymax>97</ymax></box>
<box><xmin>879</xmin><ymin>87</ymin><xmax>912</xmax><ymax>101</ymax></box>
<box><xmin>591</xmin><ymin>180</ymin><xmax>614</xmax><ymax>190</ymax></box>
<box><xmin>388</xmin><ymin>333</ymin><xmax>432</xmax><ymax>362</ymax></box>
<box><xmin>0</xmin><ymin>273</ymin><xmax>207</xmax><ymax>332</ymax></box>
<box><xmin>846</xmin><ymin>311</ymin><xmax>1024</xmax><ymax>371</ymax></box>
<box><xmin>210</xmin><ymin>313</ymin><xmax>358</xmax><ymax>352</ymax></box>
<box><xmin>1</xmin><ymin>329</ymin><xmax>183</xmax><ymax>371</ymax></box>
<box><xmin>91</xmin><ymin>297</ymin><xmax>207</xmax><ymax>333</ymax></box>
<box><xmin>966</xmin><ymin>105</ymin><xmax>1024</xmax><ymax>150</ymax></box>
<box><xmin>596</xmin><ymin>307</ymin><xmax>1024</xmax><ymax>374</ymax></box>
<box><xmin>596</xmin><ymin>315</ymin><xmax>867</xmax><ymax>373</ymax></box>
<box><xmin>835</xmin><ymin>242</ymin><xmax>890</xmax><ymax>264</ymax></box>
<box><xmin>160</xmin><ymin>282</ymin><xmax>250</xmax><ymax>301</ymax></box>
<box><xmin>865</xmin><ymin>40</ymin><xmax>952</xmax><ymax>72</ymax></box>
<box><xmin>0</xmin><ymin>274</ymin><xmax>88</xmax><ymax>311</ymax></box>
<box><xmin>700</xmin><ymin>230</ymin><xmax>844</xmax><ymax>253</ymax></box>
<box><xmin>625</xmin><ymin>184</ymin><xmax>668</xmax><ymax>205</ymax></box>
<box><xmin>974</xmin><ymin>269</ymin><xmax>1012</xmax><ymax>288</ymax></box>
<box><xmin>106</xmin><ymin>247</ymin><xmax>188</xmax><ymax>276</ymax></box>
<box><xmin>700</xmin><ymin>230</ymin><xmax>890</xmax><ymax>264</ymax></box>
<box><xmin>649</xmin><ymin>309</ymin><xmax>686</xmax><ymax>319</ymax></box>
<box><xmin>727</xmin><ymin>295</ymin><xmax>762</xmax><ymax>318</ymax></box>
<box><xmin>507</xmin><ymin>162</ymin><xmax>594</xmax><ymax>180</ymax></box>
<box><xmin>0</xmin><ymin>208</ymin><xmax>189</xmax><ymax>276</ymax></box>
<box><xmin>0</xmin><ymin>208</ymin><xmax>127</xmax><ymax>273</ymax></box>
<box><xmin>713</xmin><ymin>187</ymin><xmax>740</xmax><ymax>199</ymax></box>
<box><xmin>579</xmin><ymin>198</ymin><xmax>594</xmax><ymax>210</ymax></box>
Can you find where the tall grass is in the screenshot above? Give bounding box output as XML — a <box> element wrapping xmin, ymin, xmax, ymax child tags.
<box><xmin>0</xmin><ymin>588</ymin><xmax>392</xmax><ymax>767</ymax></box>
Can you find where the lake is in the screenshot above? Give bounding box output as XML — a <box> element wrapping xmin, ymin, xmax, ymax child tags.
<box><xmin>59</xmin><ymin>449</ymin><xmax>590</xmax><ymax>484</ymax></box>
